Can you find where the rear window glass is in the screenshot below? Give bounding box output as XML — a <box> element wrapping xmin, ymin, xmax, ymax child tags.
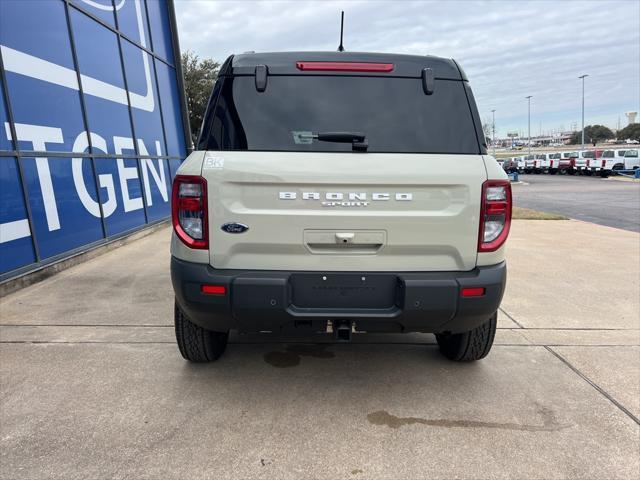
<box><xmin>200</xmin><ymin>75</ymin><xmax>480</xmax><ymax>154</ymax></box>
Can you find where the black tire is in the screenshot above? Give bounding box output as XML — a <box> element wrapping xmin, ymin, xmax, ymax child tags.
<box><xmin>435</xmin><ymin>312</ymin><xmax>497</xmax><ymax>362</ymax></box>
<box><xmin>174</xmin><ymin>301</ymin><xmax>228</xmax><ymax>362</ymax></box>
<box><xmin>599</xmin><ymin>170</ymin><xmax>609</xmax><ymax>178</ymax></box>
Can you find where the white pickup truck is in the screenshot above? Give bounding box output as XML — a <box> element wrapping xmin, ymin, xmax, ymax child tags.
<box><xmin>170</xmin><ymin>52</ymin><xmax>511</xmax><ymax>363</ymax></box>
<box><xmin>624</xmin><ymin>149</ymin><xmax>639</xmax><ymax>170</ymax></box>
<box><xmin>573</xmin><ymin>150</ymin><xmax>590</xmax><ymax>173</ymax></box>
<box><xmin>599</xmin><ymin>149</ymin><xmax>627</xmax><ymax>177</ymax></box>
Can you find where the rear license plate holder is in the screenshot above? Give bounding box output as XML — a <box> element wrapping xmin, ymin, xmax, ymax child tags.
<box><xmin>290</xmin><ymin>273</ymin><xmax>398</xmax><ymax>309</ymax></box>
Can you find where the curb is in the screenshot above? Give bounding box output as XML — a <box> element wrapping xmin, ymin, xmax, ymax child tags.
<box><xmin>0</xmin><ymin>221</ymin><xmax>170</xmax><ymax>297</ymax></box>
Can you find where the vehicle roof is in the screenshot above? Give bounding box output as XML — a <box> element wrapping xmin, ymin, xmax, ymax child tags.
<box><xmin>226</xmin><ymin>51</ymin><xmax>466</xmax><ymax>80</ymax></box>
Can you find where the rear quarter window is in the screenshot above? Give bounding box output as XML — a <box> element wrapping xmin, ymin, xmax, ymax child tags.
<box><xmin>199</xmin><ymin>75</ymin><xmax>481</xmax><ymax>154</ymax></box>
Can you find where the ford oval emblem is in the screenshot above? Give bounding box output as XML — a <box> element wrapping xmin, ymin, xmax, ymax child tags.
<box><xmin>221</xmin><ymin>222</ymin><xmax>249</xmax><ymax>234</ymax></box>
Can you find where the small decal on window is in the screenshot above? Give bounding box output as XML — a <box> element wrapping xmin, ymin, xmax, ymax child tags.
<box><xmin>292</xmin><ymin>131</ymin><xmax>313</xmax><ymax>145</ymax></box>
<box><xmin>204</xmin><ymin>153</ymin><xmax>224</xmax><ymax>169</ymax></box>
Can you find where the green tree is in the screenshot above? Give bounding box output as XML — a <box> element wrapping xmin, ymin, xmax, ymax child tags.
<box><xmin>616</xmin><ymin>123</ymin><xmax>640</xmax><ymax>142</ymax></box>
<box><xmin>181</xmin><ymin>50</ymin><xmax>220</xmax><ymax>142</ymax></box>
<box><xmin>570</xmin><ymin>124</ymin><xmax>614</xmax><ymax>145</ymax></box>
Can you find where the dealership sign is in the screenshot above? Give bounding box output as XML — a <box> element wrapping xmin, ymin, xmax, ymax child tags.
<box><xmin>0</xmin><ymin>0</ymin><xmax>186</xmax><ymax>275</ymax></box>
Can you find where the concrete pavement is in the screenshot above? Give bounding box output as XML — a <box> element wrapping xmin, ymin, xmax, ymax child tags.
<box><xmin>1</xmin><ymin>221</ymin><xmax>639</xmax><ymax>479</ymax></box>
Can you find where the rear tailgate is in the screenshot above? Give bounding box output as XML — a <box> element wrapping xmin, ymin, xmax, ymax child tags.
<box><xmin>204</xmin><ymin>151</ymin><xmax>486</xmax><ymax>272</ymax></box>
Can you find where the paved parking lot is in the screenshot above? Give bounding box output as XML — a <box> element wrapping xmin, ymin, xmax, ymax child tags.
<box><xmin>1</xmin><ymin>222</ymin><xmax>639</xmax><ymax>479</ymax></box>
<box><xmin>513</xmin><ymin>174</ymin><xmax>640</xmax><ymax>232</ymax></box>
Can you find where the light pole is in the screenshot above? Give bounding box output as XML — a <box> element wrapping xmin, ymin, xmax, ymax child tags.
<box><xmin>579</xmin><ymin>74</ymin><xmax>588</xmax><ymax>150</ymax></box>
<box><xmin>491</xmin><ymin>109</ymin><xmax>496</xmax><ymax>156</ymax></box>
<box><xmin>525</xmin><ymin>96</ymin><xmax>532</xmax><ymax>157</ymax></box>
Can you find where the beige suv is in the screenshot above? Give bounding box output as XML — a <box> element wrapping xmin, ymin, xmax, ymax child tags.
<box><xmin>170</xmin><ymin>51</ymin><xmax>511</xmax><ymax>363</ymax></box>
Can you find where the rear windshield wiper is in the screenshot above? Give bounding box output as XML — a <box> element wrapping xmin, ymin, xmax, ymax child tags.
<box><xmin>314</xmin><ymin>131</ymin><xmax>368</xmax><ymax>152</ymax></box>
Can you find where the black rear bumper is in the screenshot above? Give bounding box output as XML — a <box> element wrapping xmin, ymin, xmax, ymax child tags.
<box><xmin>171</xmin><ymin>257</ymin><xmax>506</xmax><ymax>335</ymax></box>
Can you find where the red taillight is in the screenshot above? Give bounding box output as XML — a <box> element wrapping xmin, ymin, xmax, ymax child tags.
<box><xmin>172</xmin><ymin>175</ymin><xmax>208</xmax><ymax>249</ymax></box>
<box><xmin>601</xmin><ymin>159</ymin><xmax>606</xmax><ymax>168</ymax></box>
<box><xmin>461</xmin><ymin>287</ymin><xmax>485</xmax><ymax>297</ymax></box>
<box><xmin>201</xmin><ymin>285</ymin><xmax>226</xmax><ymax>295</ymax></box>
<box><xmin>478</xmin><ymin>180</ymin><xmax>512</xmax><ymax>252</ymax></box>
<box><xmin>295</xmin><ymin>61</ymin><xmax>394</xmax><ymax>72</ymax></box>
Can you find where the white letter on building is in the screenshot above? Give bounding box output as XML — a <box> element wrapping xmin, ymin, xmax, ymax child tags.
<box><xmin>138</xmin><ymin>139</ymin><xmax>167</xmax><ymax>206</ymax></box>
<box><xmin>114</xmin><ymin>136</ymin><xmax>143</xmax><ymax>212</ymax></box>
<box><xmin>11</xmin><ymin>122</ymin><xmax>65</xmax><ymax>231</ymax></box>
<box><xmin>72</xmin><ymin>132</ymin><xmax>117</xmax><ymax>217</ymax></box>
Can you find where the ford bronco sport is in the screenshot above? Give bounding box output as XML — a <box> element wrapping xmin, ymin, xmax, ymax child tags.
<box><xmin>171</xmin><ymin>52</ymin><xmax>511</xmax><ymax>363</ymax></box>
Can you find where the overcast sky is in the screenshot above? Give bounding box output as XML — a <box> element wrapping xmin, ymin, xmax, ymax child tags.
<box><xmin>175</xmin><ymin>0</ymin><xmax>640</xmax><ymax>138</ymax></box>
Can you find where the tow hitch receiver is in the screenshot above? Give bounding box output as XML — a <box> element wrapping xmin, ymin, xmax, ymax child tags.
<box><xmin>334</xmin><ymin>320</ymin><xmax>353</xmax><ymax>342</ymax></box>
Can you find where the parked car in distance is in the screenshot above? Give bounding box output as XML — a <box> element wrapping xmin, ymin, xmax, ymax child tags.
<box><xmin>584</xmin><ymin>149</ymin><xmax>605</xmax><ymax>175</ymax></box>
<box><xmin>535</xmin><ymin>154</ymin><xmax>550</xmax><ymax>173</ymax></box>
<box><xmin>523</xmin><ymin>154</ymin><xmax>537</xmax><ymax>173</ymax></box>
<box><xmin>573</xmin><ymin>151</ymin><xmax>590</xmax><ymax>173</ymax></box>
<box><xmin>547</xmin><ymin>152</ymin><xmax>572</xmax><ymax>174</ymax></box>
<box><xmin>599</xmin><ymin>149</ymin><xmax>627</xmax><ymax>177</ymax></box>
<box><xmin>516</xmin><ymin>155</ymin><xmax>526</xmax><ymax>172</ymax></box>
<box><xmin>624</xmin><ymin>149</ymin><xmax>639</xmax><ymax>170</ymax></box>
<box><xmin>560</xmin><ymin>151</ymin><xmax>579</xmax><ymax>174</ymax></box>
<box><xmin>501</xmin><ymin>157</ymin><xmax>518</xmax><ymax>173</ymax></box>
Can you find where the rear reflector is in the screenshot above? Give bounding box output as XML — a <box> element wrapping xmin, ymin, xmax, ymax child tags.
<box><xmin>461</xmin><ymin>287</ymin><xmax>485</xmax><ymax>297</ymax></box>
<box><xmin>201</xmin><ymin>285</ymin><xmax>226</xmax><ymax>295</ymax></box>
<box><xmin>296</xmin><ymin>61</ymin><xmax>394</xmax><ymax>72</ymax></box>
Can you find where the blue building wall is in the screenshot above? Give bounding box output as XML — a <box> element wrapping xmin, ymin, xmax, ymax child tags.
<box><xmin>0</xmin><ymin>0</ymin><xmax>189</xmax><ymax>279</ymax></box>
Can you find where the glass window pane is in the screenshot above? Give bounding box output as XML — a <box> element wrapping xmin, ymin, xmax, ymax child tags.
<box><xmin>155</xmin><ymin>60</ymin><xmax>186</xmax><ymax>157</ymax></box>
<box><xmin>202</xmin><ymin>76</ymin><xmax>480</xmax><ymax>154</ymax></box>
<box><xmin>0</xmin><ymin>76</ymin><xmax>13</xmax><ymax>152</ymax></box>
<box><xmin>121</xmin><ymin>39</ymin><xmax>167</xmax><ymax>157</ymax></box>
<box><xmin>146</xmin><ymin>0</ymin><xmax>174</xmax><ymax>63</ymax></box>
<box><xmin>69</xmin><ymin>0</ymin><xmax>115</xmax><ymax>27</ymax></box>
<box><xmin>0</xmin><ymin>158</ymin><xmax>36</xmax><ymax>273</ymax></box>
<box><xmin>0</xmin><ymin>0</ymin><xmax>88</xmax><ymax>153</ymax></box>
<box><xmin>21</xmin><ymin>156</ymin><xmax>104</xmax><ymax>259</ymax></box>
<box><xmin>71</xmin><ymin>8</ymin><xmax>134</xmax><ymax>154</ymax></box>
<box><xmin>141</xmin><ymin>158</ymin><xmax>170</xmax><ymax>221</ymax></box>
<box><xmin>95</xmin><ymin>157</ymin><xmax>147</xmax><ymax>235</ymax></box>
<box><xmin>168</xmin><ymin>159</ymin><xmax>182</xmax><ymax>180</ymax></box>
<box><xmin>116</xmin><ymin>0</ymin><xmax>152</xmax><ymax>50</ymax></box>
